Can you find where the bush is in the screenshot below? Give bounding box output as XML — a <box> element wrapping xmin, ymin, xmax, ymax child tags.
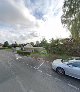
<box><xmin>17</xmin><ymin>50</ymin><xmax>31</xmax><ymax>56</ymax></box>
<box><xmin>40</xmin><ymin>50</ymin><xmax>47</xmax><ymax>54</ymax></box>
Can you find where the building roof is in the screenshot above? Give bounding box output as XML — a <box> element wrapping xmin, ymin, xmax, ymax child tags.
<box><xmin>24</xmin><ymin>44</ymin><xmax>33</xmax><ymax>48</ymax></box>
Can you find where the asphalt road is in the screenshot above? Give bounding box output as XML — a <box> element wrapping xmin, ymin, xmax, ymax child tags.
<box><xmin>0</xmin><ymin>50</ymin><xmax>80</xmax><ymax>92</ymax></box>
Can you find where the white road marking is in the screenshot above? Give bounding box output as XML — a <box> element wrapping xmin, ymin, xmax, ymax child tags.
<box><xmin>46</xmin><ymin>73</ymin><xmax>52</xmax><ymax>77</ymax></box>
<box><xmin>68</xmin><ymin>83</ymin><xmax>79</xmax><ymax>90</ymax></box>
<box><xmin>33</xmin><ymin>67</ymin><xmax>37</xmax><ymax>69</ymax></box>
<box><xmin>36</xmin><ymin>62</ymin><xmax>44</xmax><ymax>69</ymax></box>
<box><xmin>15</xmin><ymin>54</ymin><xmax>22</xmax><ymax>60</ymax></box>
<box><xmin>37</xmin><ymin>70</ymin><xmax>42</xmax><ymax>73</ymax></box>
<box><xmin>55</xmin><ymin>78</ymin><xmax>61</xmax><ymax>81</ymax></box>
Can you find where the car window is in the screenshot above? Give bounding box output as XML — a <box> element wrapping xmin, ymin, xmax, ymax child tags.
<box><xmin>68</xmin><ymin>62</ymin><xmax>80</xmax><ymax>68</ymax></box>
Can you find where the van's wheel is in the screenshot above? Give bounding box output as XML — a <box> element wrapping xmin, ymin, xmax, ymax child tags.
<box><xmin>56</xmin><ymin>67</ymin><xmax>65</xmax><ymax>75</ymax></box>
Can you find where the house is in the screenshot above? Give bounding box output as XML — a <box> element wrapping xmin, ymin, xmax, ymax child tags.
<box><xmin>24</xmin><ymin>43</ymin><xmax>34</xmax><ymax>52</ymax></box>
<box><xmin>24</xmin><ymin>43</ymin><xmax>44</xmax><ymax>53</ymax></box>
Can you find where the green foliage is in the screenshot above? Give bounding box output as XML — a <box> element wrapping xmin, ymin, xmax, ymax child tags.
<box><xmin>61</xmin><ymin>0</ymin><xmax>80</xmax><ymax>41</ymax></box>
<box><xmin>39</xmin><ymin>38</ymin><xmax>48</xmax><ymax>47</ymax></box>
<box><xmin>8</xmin><ymin>45</ymin><xmax>12</xmax><ymax>48</ymax></box>
<box><xmin>40</xmin><ymin>50</ymin><xmax>47</xmax><ymax>54</ymax></box>
<box><xmin>44</xmin><ymin>38</ymin><xmax>80</xmax><ymax>57</ymax></box>
<box><xmin>3</xmin><ymin>41</ymin><xmax>9</xmax><ymax>47</ymax></box>
<box><xmin>11</xmin><ymin>42</ymin><xmax>19</xmax><ymax>48</ymax></box>
<box><xmin>17</xmin><ymin>50</ymin><xmax>31</xmax><ymax>56</ymax></box>
<box><xmin>30</xmin><ymin>51</ymin><xmax>49</xmax><ymax>61</ymax></box>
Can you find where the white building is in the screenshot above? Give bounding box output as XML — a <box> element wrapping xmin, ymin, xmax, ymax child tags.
<box><xmin>24</xmin><ymin>43</ymin><xmax>44</xmax><ymax>53</ymax></box>
<box><xmin>24</xmin><ymin>44</ymin><xmax>34</xmax><ymax>52</ymax></box>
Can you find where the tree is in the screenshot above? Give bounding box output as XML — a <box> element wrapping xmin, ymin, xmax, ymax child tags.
<box><xmin>40</xmin><ymin>38</ymin><xmax>47</xmax><ymax>47</ymax></box>
<box><xmin>3</xmin><ymin>41</ymin><xmax>9</xmax><ymax>47</ymax></box>
<box><xmin>30</xmin><ymin>42</ymin><xmax>34</xmax><ymax>46</ymax></box>
<box><xmin>61</xmin><ymin>0</ymin><xmax>80</xmax><ymax>41</ymax></box>
<box><xmin>49</xmin><ymin>39</ymin><xmax>64</xmax><ymax>54</ymax></box>
<box><xmin>11</xmin><ymin>41</ymin><xmax>18</xmax><ymax>48</ymax></box>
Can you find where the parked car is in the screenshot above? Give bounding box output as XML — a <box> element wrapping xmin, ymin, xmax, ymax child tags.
<box><xmin>52</xmin><ymin>59</ymin><xmax>80</xmax><ymax>79</ymax></box>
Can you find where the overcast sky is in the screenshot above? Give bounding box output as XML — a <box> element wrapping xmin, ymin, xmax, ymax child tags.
<box><xmin>0</xmin><ymin>0</ymin><xmax>71</xmax><ymax>43</ymax></box>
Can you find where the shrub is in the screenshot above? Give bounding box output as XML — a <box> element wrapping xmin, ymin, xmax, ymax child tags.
<box><xmin>17</xmin><ymin>50</ymin><xmax>31</xmax><ymax>56</ymax></box>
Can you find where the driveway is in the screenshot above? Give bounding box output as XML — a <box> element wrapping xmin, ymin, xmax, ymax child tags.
<box><xmin>0</xmin><ymin>50</ymin><xmax>80</xmax><ymax>92</ymax></box>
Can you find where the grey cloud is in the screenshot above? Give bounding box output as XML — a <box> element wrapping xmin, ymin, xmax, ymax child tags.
<box><xmin>29</xmin><ymin>32</ymin><xmax>38</xmax><ymax>37</ymax></box>
<box><xmin>0</xmin><ymin>0</ymin><xmax>37</xmax><ymax>27</ymax></box>
<box><xmin>0</xmin><ymin>27</ymin><xmax>38</xmax><ymax>43</ymax></box>
<box><xmin>0</xmin><ymin>0</ymin><xmax>65</xmax><ymax>43</ymax></box>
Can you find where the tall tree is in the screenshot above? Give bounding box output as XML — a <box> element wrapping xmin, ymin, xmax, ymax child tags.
<box><xmin>61</xmin><ymin>0</ymin><xmax>80</xmax><ymax>41</ymax></box>
<box><xmin>3</xmin><ymin>41</ymin><xmax>9</xmax><ymax>47</ymax></box>
<box><xmin>40</xmin><ymin>38</ymin><xmax>47</xmax><ymax>47</ymax></box>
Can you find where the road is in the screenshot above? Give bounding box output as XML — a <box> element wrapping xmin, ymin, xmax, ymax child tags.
<box><xmin>0</xmin><ymin>50</ymin><xmax>80</xmax><ymax>92</ymax></box>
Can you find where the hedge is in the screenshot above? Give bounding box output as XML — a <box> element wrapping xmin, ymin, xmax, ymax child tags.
<box><xmin>17</xmin><ymin>50</ymin><xmax>31</xmax><ymax>56</ymax></box>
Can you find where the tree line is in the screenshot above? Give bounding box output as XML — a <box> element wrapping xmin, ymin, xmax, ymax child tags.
<box><xmin>35</xmin><ymin>38</ymin><xmax>80</xmax><ymax>57</ymax></box>
<box><xmin>2</xmin><ymin>37</ymin><xmax>80</xmax><ymax>57</ymax></box>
